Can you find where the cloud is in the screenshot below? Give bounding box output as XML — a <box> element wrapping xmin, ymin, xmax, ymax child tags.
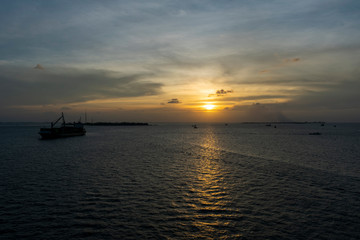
<box><xmin>176</xmin><ymin>9</ymin><xmax>187</xmax><ymax>17</ymax></box>
<box><xmin>0</xmin><ymin>1</ymin><xmax>359</xmax><ymax>122</ymax></box>
<box><xmin>215</xmin><ymin>53</ymin><xmax>303</xmax><ymax>79</ymax></box>
<box><xmin>216</xmin><ymin>89</ymin><xmax>233</xmax><ymax>96</ymax></box>
<box><xmin>0</xmin><ymin>65</ymin><xmax>163</xmax><ymax>107</ymax></box>
<box><xmin>219</xmin><ymin>44</ymin><xmax>360</xmax><ymax>89</ymax></box>
<box><xmin>218</xmin><ymin>94</ymin><xmax>293</xmax><ymax>102</ymax></box>
<box><xmin>209</xmin><ymin>89</ymin><xmax>233</xmax><ymax>97</ymax></box>
<box><xmin>168</xmin><ymin>98</ymin><xmax>181</xmax><ymax>104</ymax></box>
<box><xmin>232</xmin><ymin>103</ymin><xmax>291</xmax><ymax>122</ymax></box>
<box><xmin>34</xmin><ymin>64</ymin><xmax>44</xmax><ymax>70</ymax></box>
<box><xmin>232</xmin><ymin>80</ymin><xmax>360</xmax><ymax>122</ymax></box>
<box><xmin>286</xmin><ymin>80</ymin><xmax>360</xmax><ymax>110</ymax></box>
<box><xmin>285</xmin><ymin>58</ymin><xmax>300</xmax><ymax>62</ymax></box>
<box><xmin>259</xmin><ymin>57</ymin><xmax>301</xmax><ymax>73</ymax></box>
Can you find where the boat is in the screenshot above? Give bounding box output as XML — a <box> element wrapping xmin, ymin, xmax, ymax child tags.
<box><xmin>309</xmin><ymin>132</ymin><xmax>321</xmax><ymax>135</ymax></box>
<box><xmin>39</xmin><ymin>113</ymin><xmax>86</xmax><ymax>139</ymax></box>
<box><xmin>192</xmin><ymin>124</ymin><xmax>198</xmax><ymax>129</ymax></box>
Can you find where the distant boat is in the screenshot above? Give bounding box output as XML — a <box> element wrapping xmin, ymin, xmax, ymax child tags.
<box><xmin>39</xmin><ymin>113</ymin><xmax>86</xmax><ymax>139</ymax></box>
<box><xmin>192</xmin><ymin>124</ymin><xmax>198</xmax><ymax>129</ymax></box>
<box><xmin>309</xmin><ymin>132</ymin><xmax>321</xmax><ymax>135</ymax></box>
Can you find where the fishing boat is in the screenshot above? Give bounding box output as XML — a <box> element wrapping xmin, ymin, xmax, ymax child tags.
<box><xmin>39</xmin><ymin>113</ymin><xmax>86</xmax><ymax>139</ymax></box>
<box><xmin>309</xmin><ymin>132</ymin><xmax>321</xmax><ymax>135</ymax></box>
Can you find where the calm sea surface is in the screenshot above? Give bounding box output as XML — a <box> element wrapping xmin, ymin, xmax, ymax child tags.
<box><xmin>1</xmin><ymin>123</ymin><xmax>359</xmax><ymax>239</ymax></box>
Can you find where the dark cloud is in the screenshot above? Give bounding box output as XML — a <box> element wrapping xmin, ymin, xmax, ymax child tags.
<box><xmin>209</xmin><ymin>89</ymin><xmax>233</xmax><ymax>97</ymax></box>
<box><xmin>0</xmin><ymin>65</ymin><xmax>163</xmax><ymax>107</ymax></box>
<box><xmin>34</xmin><ymin>64</ymin><xmax>44</xmax><ymax>70</ymax></box>
<box><xmin>168</xmin><ymin>98</ymin><xmax>181</xmax><ymax>104</ymax></box>
<box><xmin>217</xmin><ymin>89</ymin><xmax>233</xmax><ymax>95</ymax></box>
<box><xmin>285</xmin><ymin>58</ymin><xmax>300</xmax><ymax>62</ymax></box>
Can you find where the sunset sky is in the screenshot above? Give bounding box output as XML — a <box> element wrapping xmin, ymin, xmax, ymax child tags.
<box><xmin>1</xmin><ymin>0</ymin><xmax>359</xmax><ymax>122</ymax></box>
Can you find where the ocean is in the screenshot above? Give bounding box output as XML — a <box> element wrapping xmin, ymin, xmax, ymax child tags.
<box><xmin>1</xmin><ymin>122</ymin><xmax>359</xmax><ymax>239</ymax></box>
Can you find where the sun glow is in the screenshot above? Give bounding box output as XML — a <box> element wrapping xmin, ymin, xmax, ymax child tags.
<box><xmin>203</xmin><ymin>104</ymin><xmax>215</xmax><ymax>110</ymax></box>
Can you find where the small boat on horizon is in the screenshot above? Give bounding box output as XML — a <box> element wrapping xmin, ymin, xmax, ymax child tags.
<box><xmin>39</xmin><ymin>113</ymin><xmax>86</xmax><ymax>139</ymax></box>
<box><xmin>309</xmin><ymin>132</ymin><xmax>321</xmax><ymax>135</ymax></box>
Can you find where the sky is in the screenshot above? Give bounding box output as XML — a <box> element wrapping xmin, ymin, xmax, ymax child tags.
<box><xmin>1</xmin><ymin>0</ymin><xmax>360</xmax><ymax>122</ymax></box>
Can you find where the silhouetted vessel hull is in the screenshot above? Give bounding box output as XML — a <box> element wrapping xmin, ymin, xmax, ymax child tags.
<box><xmin>39</xmin><ymin>127</ymin><xmax>86</xmax><ymax>139</ymax></box>
<box><xmin>39</xmin><ymin>113</ymin><xmax>86</xmax><ymax>139</ymax></box>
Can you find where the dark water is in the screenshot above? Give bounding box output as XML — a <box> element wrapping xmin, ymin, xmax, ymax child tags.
<box><xmin>1</xmin><ymin>123</ymin><xmax>359</xmax><ymax>239</ymax></box>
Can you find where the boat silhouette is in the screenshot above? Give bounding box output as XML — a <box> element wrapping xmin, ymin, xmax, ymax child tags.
<box><xmin>309</xmin><ymin>132</ymin><xmax>321</xmax><ymax>135</ymax></box>
<box><xmin>39</xmin><ymin>113</ymin><xmax>86</xmax><ymax>139</ymax></box>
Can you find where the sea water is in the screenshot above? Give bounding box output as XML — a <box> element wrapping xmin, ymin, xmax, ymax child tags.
<box><xmin>0</xmin><ymin>123</ymin><xmax>359</xmax><ymax>239</ymax></box>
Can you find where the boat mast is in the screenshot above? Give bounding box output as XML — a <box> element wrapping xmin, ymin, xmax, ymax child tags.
<box><xmin>51</xmin><ymin>112</ymin><xmax>66</xmax><ymax>128</ymax></box>
<box><xmin>62</xmin><ymin>112</ymin><xmax>65</xmax><ymax>126</ymax></box>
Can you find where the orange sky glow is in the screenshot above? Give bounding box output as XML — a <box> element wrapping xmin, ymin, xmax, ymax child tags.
<box><xmin>0</xmin><ymin>1</ymin><xmax>359</xmax><ymax>122</ymax></box>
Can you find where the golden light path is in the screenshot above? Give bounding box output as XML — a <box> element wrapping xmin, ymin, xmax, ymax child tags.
<box><xmin>184</xmin><ymin>127</ymin><xmax>237</xmax><ymax>238</ymax></box>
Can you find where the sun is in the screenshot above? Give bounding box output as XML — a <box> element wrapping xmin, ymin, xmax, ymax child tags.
<box><xmin>203</xmin><ymin>104</ymin><xmax>215</xmax><ymax>110</ymax></box>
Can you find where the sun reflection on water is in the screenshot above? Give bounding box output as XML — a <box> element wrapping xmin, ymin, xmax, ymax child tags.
<box><xmin>184</xmin><ymin>127</ymin><xmax>241</xmax><ymax>238</ymax></box>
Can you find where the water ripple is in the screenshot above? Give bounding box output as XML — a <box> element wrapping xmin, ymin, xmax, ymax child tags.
<box><xmin>1</xmin><ymin>124</ymin><xmax>359</xmax><ymax>239</ymax></box>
